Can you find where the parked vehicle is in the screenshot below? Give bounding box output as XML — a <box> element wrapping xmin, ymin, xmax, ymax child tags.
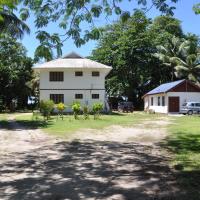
<box><xmin>180</xmin><ymin>102</ymin><xmax>200</xmax><ymax>115</ymax></box>
<box><xmin>118</xmin><ymin>101</ymin><xmax>134</xmax><ymax>112</ymax></box>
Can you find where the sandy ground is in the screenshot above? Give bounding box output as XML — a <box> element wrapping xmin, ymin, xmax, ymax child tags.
<box><xmin>0</xmin><ymin>114</ymin><xmax>186</xmax><ymax>200</ymax></box>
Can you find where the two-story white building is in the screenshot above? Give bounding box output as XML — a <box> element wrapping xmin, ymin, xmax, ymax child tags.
<box><xmin>34</xmin><ymin>52</ymin><xmax>112</xmax><ymax>111</ymax></box>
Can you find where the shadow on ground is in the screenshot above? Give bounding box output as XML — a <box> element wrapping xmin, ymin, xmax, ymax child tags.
<box><xmin>1</xmin><ymin>140</ymin><xmax>199</xmax><ymax>200</ymax></box>
<box><xmin>164</xmin><ymin>131</ymin><xmax>200</xmax><ymax>198</ymax></box>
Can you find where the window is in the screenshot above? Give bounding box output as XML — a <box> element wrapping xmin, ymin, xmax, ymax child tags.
<box><xmin>50</xmin><ymin>94</ymin><xmax>64</xmax><ymax>104</ymax></box>
<box><xmin>151</xmin><ymin>97</ymin><xmax>153</xmax><ymax>106</ymax></box>
<box><xmin>75</xmin><ymin>71</ymin><xmax>83</xmax><ymax>76</ymax></box>
<box><xmin>195</xmin><ymin>103</ymin><xmax>200</xmax><ymax>107</ymax></box>
<box><xmin>92</xmin><ymin>94</ymin><xmax>99</xmax><ymax>99</ymax></box>
<box><xmin>75</xmin><ymin>94</ymin><xmax>83</xmax><ymax>99</ymax></box>
<box><xmin>92</xmin><ymin>71</ymin><xmax>100</xmax><ymax>77</ymax></box>
<box><xmin>49</xmin><ymin>72</ymin><xmax>63</xmax><ymax>82</ymax></box>
<box><xmin>158</xmin><ymin>97</ymin><xmax>161</xmax><ymax>106</ymax></box>
<box><xmin>162</xmin><ymin>96</ymin><xmax>165</xmax><ymax>106</ymax></box>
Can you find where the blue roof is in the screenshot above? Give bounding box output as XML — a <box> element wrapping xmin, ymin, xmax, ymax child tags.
<box><xmin>146</xmin><ymin>79</ymin><xmax>185</xmax><ymax>95</ymax></box>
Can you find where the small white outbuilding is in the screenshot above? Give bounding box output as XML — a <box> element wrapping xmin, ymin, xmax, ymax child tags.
<box><xmin>143</xmin><ymin>79</ymin><xmax>200</xmax><ymax>114</ymax></box>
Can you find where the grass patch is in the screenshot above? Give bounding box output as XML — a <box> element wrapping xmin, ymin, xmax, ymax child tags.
<box><xmin>167</xmin><ymin>116</ymin><xmax>200</xmax><ymax>171</ymax></box>
<box><xmin>167</xmin><ymin>116</ymin><xmax>200</xmax><ymax>199</ymax></box>
<box><xmin>15</xmin><ymin>112</ymin><xmax>162</xmax><ymax>136</ymax></box>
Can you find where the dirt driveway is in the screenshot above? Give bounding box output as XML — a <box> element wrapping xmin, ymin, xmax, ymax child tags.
<box><xmin>0</xmin><ymin>114</ymin><xmax>186</xmax><ymax>200</ymax></box>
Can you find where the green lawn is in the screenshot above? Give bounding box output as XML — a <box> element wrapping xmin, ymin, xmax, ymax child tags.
<box><xmin>167</xmin><ymin>116</ymin><xmax>200</xmax><ymax>171</ymax></box>
<box><xmin>15</xmin><ymin>112</ymin><xmax>161</xmax><ymax>136</ymax></box>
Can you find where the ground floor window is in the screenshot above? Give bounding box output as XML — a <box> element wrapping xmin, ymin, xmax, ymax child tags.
<box><xmin>162</xmin><ymin>96</ymin><xmax>165</xmax><ymax>106</ymax></box>
<box><xmin>75</xmin><ymin>94</ymin><xmax>83</xmax><ymax>99</ymax></box>
<box><xmin>92</xmin><ymin>94</ymin><xmax>99</xmax><ymax>99</ymax></box>
<box><xmin>151</xmin><ymin>97</ymin><xmax>153</xmax><ymax>106</ymax></box>
<box><xmin>50</xmin><ymin>94</ymin><xmax>64</xmax><ymax>104</ymax></box>
<box><xmin>158</xmin><ymin>96</ymin><xmax>160</xmax><ymax>106</ymax></box>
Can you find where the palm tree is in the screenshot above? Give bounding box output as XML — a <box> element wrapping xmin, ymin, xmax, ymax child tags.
<box><xmin>172</xmin><ymin>53</ymin><xmax>200</xmax><ymax>82</ymax></box>
<box><xmin>0</xmin><ymin>9</ymin><xmax>30</xmax><ymax>39</ymax></box>
<box><xmin>155</xmin><ymin>36</ymin><xmax>200</xmax><ymax>82</ymax></box>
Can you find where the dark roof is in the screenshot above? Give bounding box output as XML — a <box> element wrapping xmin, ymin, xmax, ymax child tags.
<box><xmin>146</xmin><ymin>79</ymin><xmax>185</xmax><ymax>96</ymax></box>
<box><xmin>62</xmin><ymin>52</ymin><xmax>83</xmax><ymax>59</ymax></box>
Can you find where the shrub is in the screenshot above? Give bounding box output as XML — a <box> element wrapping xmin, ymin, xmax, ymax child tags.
<box><xmin>32</xmin><ymin>110</ymin><xmax>40</xmax><ymax>121</ymax></box>
<box><xmin>92</xmin><ymin>102</ymin><xmax>103</xmax><ymax>119</ymax></box>
<box><xmin>83</xmin><ymin>105</ymin><xmax>89</xmax><ymax>120</ymax></box>
<box><xmin>72</xmin><ymin>102</ymin><xmax>81</xmax><ymax>119</ymax></box>
<box><xmin>56</xmin><ymin>102</ymin><xmax>66</xmax><ymax>120</ymax></box>
<box><xmin>40</xmin><ymin>100</ymin><xmax>54</xmax><ymax>120</ymax></box>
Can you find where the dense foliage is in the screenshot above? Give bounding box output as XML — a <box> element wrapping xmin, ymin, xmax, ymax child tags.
<box><xmin>72</xmin><ymin>102</ymin><xmax>81</xmax><ymax>119</ymax></box>
<box><xmin>40</xmin><ymin>100</ymin><xmax>54</xmax><ymax>120</ymax></box>
<box><xmin>92</xmin><ymin>103</ymin><xmax>104</xmax><ymax>119</ymax></box>
<box><xmin>0</xmin><ymin>35</ymin><xmax>33</xmax><ymax>110</ymax></box>
<box><xmin>0</xmin><ymin>0</ymin><xmax>180</xmax><ymax>60</ymax></box>
<box><xmin>56</xmin><ymin>103</ymin><xmax>66</xmax><ymax>120</ymax></box>
<box><xmin>90</xmin><ymin>11</ymin><xmax>200</xmax><ymax>107</ymax></box>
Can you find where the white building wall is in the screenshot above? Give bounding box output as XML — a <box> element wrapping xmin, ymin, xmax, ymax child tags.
<box><xmin>39</xmin><ymin>68</ymin><xmax>107</xmax><ymax>110</ymax></box>
<box><xmin>167</xmin><ymin>92</ymin><xmax>200</xmax><ymax>111</ymax></box>
<box><xmin>40</xmin><ymin>68</ymin><xmax>106</xmax><ymax>89</ymax></box>
<box><xmin>144</xmin><ymin>92</ymin><xmax>200</xmax><ymax>114</ymax></box>
<box><xmin>40</xmin><ymin>90</ymin><xmax>105</xmax><ymax>111</ymax></box>
<box><xmin>144</xmin><ymin>94</ymin><xmax>168</xmax><ymax>114</ymax></box>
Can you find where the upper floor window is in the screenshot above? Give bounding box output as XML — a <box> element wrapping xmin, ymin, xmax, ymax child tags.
<box><xmin>92</xmin><ymin>71</ymin><xmax>100</xmax><ymax>77</ymax></box>
<box><xmin>75</xmin><ymin>71</ymin><xmax>83</xmax><ymax>76</ymax></box>
<box><xmin>92</xmin><ymin>94</ymin><xmax>99</xmax><ymax>99</ymax></box>
<box><xmin>49</xmin><ymin>72</ymin><xmax>63</xmax><ymax>82</ymax></box>
<box><xmin>158</xmin><ymin>97</ymin><xmax>161</xmax><ymax>106</ymax></box>
<box><xmin>162</xmin><ymin>96</ymin><xmax>165</xmax><ymax>106</ymax></box>
<box><xmin>151</xmin><ymin>97</ymin><xmax>153</xmax><ymax>106</ymax></box>
<box><xmin>50</xmin><ymin>94</ymin><xmax>64</xmax><ymax>104</ymax></box>
<box><xmin>75</xmin><ymin>94</ymin><xmax>83</xmax><ymax>99</ymax></box>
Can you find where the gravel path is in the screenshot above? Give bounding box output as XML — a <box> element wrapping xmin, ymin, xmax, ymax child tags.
<box><xmin>0</xmin><ymin>114</ymin><xmax>184</xmax><ymax>200</ymax></box>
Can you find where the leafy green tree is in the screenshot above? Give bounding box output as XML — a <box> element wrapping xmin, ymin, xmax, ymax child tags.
<box><xmin>0</xmin><ymin>34</ymin><xmax>33</xmax><ymax>110</ymax></box>
<box><xmin>193</xmin><ymin>3</ymin><xmax>200</xmax><ymax>14</ymax></box>
<box><xmin>92</xmin><ymin>103</ymin><xmax>103</xmax><ymax>120</ymax></box>
<box><xmin>72</xmin><ymin>102</ymin><xmax>81</xmax><ymax>120</ymax></box>
<box><xmin>149</xmin><ymin>15</ymin><xmax>183</xmax><ymax>45</ymax></box>
<box><xmin>40</xmin><ymin>100</ymin><xmax>54</xmax><ymax>120</ymax></box>
<box><xmin>13</xmin><ymin>0</ymin><xmax>178</xmax><ymax>60</ymax></box>
<box><xmin>56</xmin><ymin>103</ymin><xmax>66</xmax><ymax>120</ymax></box>
<box><xmin>91</xmin><ymin>12</ymin><xmax>187</xmax><ymax>107</ymax></box>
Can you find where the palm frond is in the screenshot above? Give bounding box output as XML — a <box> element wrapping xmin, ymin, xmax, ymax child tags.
<box><xmin>0</xmin><ymin>10</ymin><xmax>30</xmax><ymax>39</ymax></box>
<box><xmin>175</xmin><ymin>65</ymin><xmax>189</xmax><ymax>72</ymax></box>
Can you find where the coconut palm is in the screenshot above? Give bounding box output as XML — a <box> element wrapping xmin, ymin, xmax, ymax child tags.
<box><xmin>155</xmin><ymin>36</ymin><xmax>200</xmax><ymax>82</ymax></box>
<box><xmin>0</xmin><ymin>9</ymin><xmax>30</xmax><ymax>39</ymax></box>
<box><xmin>172</xmin><ymin>53</ymin><xmax>200</xmax><ymax>82</ymax></box>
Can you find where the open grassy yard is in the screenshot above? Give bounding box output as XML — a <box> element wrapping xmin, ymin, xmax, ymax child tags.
<box><xmin>15</xmin><ymin>112</ymin><xmax>162</xmax><ymax>136</ymax></box>
<box><xmin>167</xmin><ymin>116</ymin><xmax>200</xmax><ymax>171</ymax></box>
<box><xmin>1</xmin><ymin>112</ymin><xmax>200</xmax><ymax>199</ymax></box>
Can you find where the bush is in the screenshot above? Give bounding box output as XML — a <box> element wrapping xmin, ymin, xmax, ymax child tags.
<box><xmin>32</xmin><ymin>110</ymin><xmax>40</xmax><ymax>121</ymax></box>
<box><xmin>83</xmin><ymin>105</ymin><xmax>89</xmax><ymax>120</ymax></box>
<box><xmin>40</xmin><ymin>100</ymin><xmax>54</xmax><ymax>120</ymax></box>
<box><xmin>92</xmin><ymin>102</ymin><xmax>103</xmax><ymax>119</ymax></box>
<box><xmin>72</xmin><ymin>102</ymin><xmax>81</xmax><ymax>119</ymax></box>
<box><xmin>56</xmin><ymin>102</ymin><xmax>66</xmax><ymax>120</ymax></box>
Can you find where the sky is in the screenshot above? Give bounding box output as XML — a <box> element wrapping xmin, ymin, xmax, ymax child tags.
<box><xmin>21</xmin><ymin>0</ymin><xmax>200</xmax><ymax>58</ymax></box>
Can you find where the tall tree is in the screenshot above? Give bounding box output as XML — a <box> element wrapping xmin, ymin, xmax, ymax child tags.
<box><xmin>90</xmin><ymin>12</ymin><xmax>186</xmax><ymax>107</ymax></box>
<box><xmin>16</xmin><ymin>0</ymin><xmax>179</xmax><ymax>60</ymax></box>
<box><xmin>0</xmin><ymin>1</ymin><xmax>30</xmax><ymax>39</ymax></box>
<box><xmin>156</xmin><ymin>36</ymin><xmax>200</xmax><ymax>82</ymax></box>
<box><xmin>0</xmin><ymin>34</ymin><xmax>33</xmax><ymax>110</ymax></box>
